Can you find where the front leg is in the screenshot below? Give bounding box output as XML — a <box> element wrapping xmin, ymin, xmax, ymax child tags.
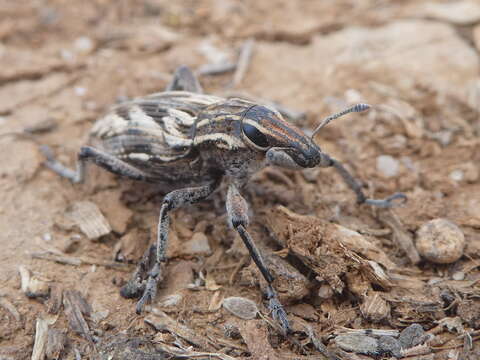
<box><xmin>226</xmin><ymin>183</ymin><xmax>290</xmax><ymax>333</ymax></box>
<box><xmin>128</xmin><ymin>179</ymin><xmax>220</xmax><ymax>313</ymax></box>
<box><xmin>327</xmin><ymin>156</ymin><xmax>406</xmax><ymax>208</ymax></box>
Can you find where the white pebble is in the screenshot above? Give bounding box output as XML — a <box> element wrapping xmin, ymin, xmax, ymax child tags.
<box><xmin>42</xmin><ymin>233</ymin><xmax>52</xmax><ymax>242</ymax></box>
<box><xmin>74</xmin><ymin>36</ymin><xmax>94</xmax><ymax>54</ymax></box>
<box><xmin>376</xmin><ymin>155</ymin><xmax>399</xmax><ymax>178</ymax></box>
<box><xmin>74</xmin><ymin>86</ymin><xmax>87</xmax><ymax>97</ymax></box>
<box><xmin>449</xmin><ymin>169</ymin><xmax>464</xmax><ymax>182</ymax></box>
<box><xmin>452</xmin><ymin>271</ymin><xmax>465</xmax><ymax>281</ymax></box>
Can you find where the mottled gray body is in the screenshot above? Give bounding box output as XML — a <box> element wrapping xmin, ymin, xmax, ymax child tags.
<box><xmin>42</xmin><ymin>66</ymin><xmax>405</xmax><ymax>334</ymax></box>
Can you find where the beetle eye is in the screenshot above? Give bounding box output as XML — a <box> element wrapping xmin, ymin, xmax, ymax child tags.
<box><xmin>242</xmin><ymin>122</ymin><xmax>269</xmax><ymax>149</ymax></box>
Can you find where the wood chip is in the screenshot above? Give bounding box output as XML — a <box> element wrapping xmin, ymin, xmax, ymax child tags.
<box><xmin>65</xmin><ymin>201</ymin><xmax>112</xmax><ymax>240</ymax></box>
<box><xmin>232</xmin><ymin>38</ymin><xmax>255</xmax><ymax>87</ymax></box>
<box><xmin>18</xmin><ymin>265</ymin><xmax>50</xmax><ymax>299</ymax></box>
<box><xmin>237</xmin><ymin>320</ymin><xmax>278</xmax><ymax>359</ymax></box>
<box><xmin>46</xmin><ymin>285</ymin><xmax>63</xmax><ymax>315</ymax></box>
<box><xmin>360</xmin><ymin>292</ymin><xmax>391</xmax><ymax>323</ymax></box>
<box><xmin>0</xmin><ymin>296</ymin><xmax>21</xmax><ymax>322</ymax></box>
<box><xmin>45</xmin><ymin>329</ymin><xmax>66</xmax><ymax>360</ymax></box>
<box><xmin>154</xmin><ymin>342</ymin><xmax>236</xmax><ymax>360</ymax></box>
<box><xmin>63</xmin><ymin>290</ymin><xmax>92</xmax><ymax>342</ymax></box>
<box><xmin>145</xmin><ymin>307</ymin><xmax>211</xmax><ymax>350</ymax></box>
<box><xmin>31</xmin><ymin>315</ymin><xmax>57</xmax><ymax>360</ymax></box>
<box><xmin>379</xmin><ymin>210</ymin><xmax>421</xmax><ymax>264</ymax></box>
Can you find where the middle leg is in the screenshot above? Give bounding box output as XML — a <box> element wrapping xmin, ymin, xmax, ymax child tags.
<box><xmin>226</xmin><ymin>183</ymin><xmax>290</xmax><ymax>333</ymax></box>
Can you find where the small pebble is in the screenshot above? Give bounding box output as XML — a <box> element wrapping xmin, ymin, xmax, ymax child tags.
<box><xmin>42</xmin><ymin>233</ymin><xmax>52</xmax><ymax>242</ymax></box>
<box><xmin>223</xmin><ymin>297</ymin><xmax>258</xmax><ymax>320</ymax></box>
<box><xmin>416</xmin><ymin>219</ymin><xmax>465</xmax><ymax>264</ymax></box>
<box><xmin>335</xmin><ymin>334</ymin><xmax>379</xmax><ymax>355</ymax></box>
<box><xmin>74</xmin><ymin>36</ymin><xmax>94</xmax><ymax>54</ymax></box>
<box><xmin>398</xmin><ymin>323</ymin><xmax>427</xmax><ymax>349</ymax></box>
<box><xmin>449</xmin><ymin>169</ymin><xmax>464</xmax><ymax>182</ymax></box>
<box><xmin>317</xmin><ymin>284</ymin><xmax>334</xmax><ymax>299</ymax></box>
<box><xmin>183</xmin><ymin>232</ymin><xmax>212</xmax><ymax>256</ymax></box>
<box><xmin>74</xmin><ymin>87</ymin><xmax>87</xmax><ymax>97</ymax></box>
<box><xmin>376</xmin><ymin>155</ymin><xmax>399</xmax><ymax>178</ymax></box>
<box><xmin>377</xmin><ymin>336</ymin><xmax>402</xmax><ymax>358</ymax></box>
<box><xmin>452</xmin><ymin>271</ymin><xmax>465</xmax><ymax>281</ymax></box>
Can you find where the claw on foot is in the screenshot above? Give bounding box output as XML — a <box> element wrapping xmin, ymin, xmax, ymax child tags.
<box><xmin>364</xmin><ymin>192</ymin><xmax>407</xmax><ymax>208</ymax></box>
<box><xmin>266</xmin><ymin>285</ymin><xmax>290</xmax><ymax>334</ymax></box>
<box><xmin>135</xmin><ymin>263</ymin><xmax>161</xmax><ymax>314</ymax></box>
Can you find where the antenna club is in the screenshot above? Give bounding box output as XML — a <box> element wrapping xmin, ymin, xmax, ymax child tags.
<box><xmin>354</xmin><ymin>103</ymin><xmax>371</xmax><ymax>113</ymax></box>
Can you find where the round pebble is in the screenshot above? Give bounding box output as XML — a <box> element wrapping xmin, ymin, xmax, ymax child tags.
<box><xmin>376</xmin><ymin>155</ymin><xmax>399</xmax><ymax>178</ymax></box>
<box><xmin>223</xmin><ymin>297</ymin><xmax>258</xmax><ymax>320</ymax></box>
<box><xmin>416</xmin><ymin>219</ymin><xmax>465</xmax><ymax>264</ymax></box>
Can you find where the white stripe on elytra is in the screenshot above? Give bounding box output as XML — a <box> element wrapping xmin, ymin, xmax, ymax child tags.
<box><xmin>91</xmin><ymin>113</ymin><xmax>128</xmax><ymax>138</ymax></box>
<box><xmin>168</xmin><ymin>108</ymin><xmax>195</xmax><ymax>127</ymax></box>
<box><xmin>194</xmin><ymin>133</ymin><xmax>245</xmax><ymax>150</ymax></box>
<box><xmin>129</xmin><ymin>106</ymin><xmax>162</xmax><ymax>129</ymax></box>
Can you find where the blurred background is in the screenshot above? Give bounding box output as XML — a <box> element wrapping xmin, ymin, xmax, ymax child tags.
<box><xmin>0</xmin><ymin>1</ymin><xmax>479</xmax><ymax>358</ymax></box>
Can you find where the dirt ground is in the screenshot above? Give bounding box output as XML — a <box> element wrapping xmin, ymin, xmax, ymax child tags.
<box><xmin>1</xmin><ymin>1</ymin><xmax>480</xmax><ymax>359</ymax></box>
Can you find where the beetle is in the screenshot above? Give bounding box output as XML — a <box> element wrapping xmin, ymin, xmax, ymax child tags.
<box><xmin>42</xmin><ymin>66</ymin><xmax>405</xmax><ymax>332</ymax></box>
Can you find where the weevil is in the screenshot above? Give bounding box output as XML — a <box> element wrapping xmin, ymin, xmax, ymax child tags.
<box><xmin>42</xmin><ymin>66</ymin><xmax>406</xmax><ymax>333</ymax></box>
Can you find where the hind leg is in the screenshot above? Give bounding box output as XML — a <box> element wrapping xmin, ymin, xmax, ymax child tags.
<box><xmin>42</xmin><ymin>145</ymin><xmax>151</xmax><ymax>183</ymax></box>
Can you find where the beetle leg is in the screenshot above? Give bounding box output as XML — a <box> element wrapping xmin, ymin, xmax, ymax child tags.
<box><xmin>226</xmin><ymin>183</ymin><xmax>290</xmax><ymax>334</ymax></box>
<box><xmin>133</xmin><ymin>179</ymin><xmax>221</xmax><ymax>313</ymax></box>
<box><xmin>165</xmin><ymin>65</ymin><xmax>203</xmax><ymax>94</ymax></box>
<box><xmin>41</xmin><ymin>145</ymin><xmax>150</xmax><ymax>183</ymax></box>
<box><xmin>326</xmin><ymin>156</ymin><xmax>407</xmax><ymax>208</ymax></box>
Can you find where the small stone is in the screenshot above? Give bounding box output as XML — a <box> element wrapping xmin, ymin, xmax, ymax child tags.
<box><xmin>449</xmin><ymin>169</ymin><xmax>464</xmax><ymax>182</ymax></box>
<box><xmin>376</xmin><ymin>155</ymin><xmax>399</xmax><ymax>178</ymax></box>
<box><xmin>378</xmin><ymin>336</ymin><xmax>402</xmax><ymax>358</ymax></box>
<box><xmin>399</xmin><ymin>323</ymin><xmax>427</xmax><ymax>349</ymax></box>
<box><xmin>452</xmin><ymin>271</ymin><xmax>465</xmax><ymax>281</ymax></box>
<box><xmin>335</xmin><ymin>334</ymin><xmax>379</xmax><ymax>355</ymax></box>
<box><xmin>42</xmin><ymin>233</ymin><xmax>52</xmax><ymax>242</ymax></box>
<box><xmin>74</xmin><ymin>87</ymin><xmax>87</xmax><ymax>97</ymax></box>
<box><xmin>183</xmin><ymin>232</ymin><xmax>212</xmax><ymax>256</ymax></box>
<box><xmin>416</xmin><ymin>219</ymin><xmax>465</xmax><ymax>264</ymax></box>
<box><xmin>73</xmin><ymin>36</ymin><xmax>95</xmax><ymax>54</ymax></box>
<box><xmin>317</xmin><ymin>284</ymin><xmax>334</xmax><ymax>299</ymax></box>
<box><xmin>223</xmin><ymin>297</ymin><xmax>258</xmax><ymax>320</ymax></box>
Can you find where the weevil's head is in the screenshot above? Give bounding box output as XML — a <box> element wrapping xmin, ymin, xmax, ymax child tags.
<box><xmin>241</xmin><ymin>105</ymin><xmax>332</xmax><ymax>169</ymax></box>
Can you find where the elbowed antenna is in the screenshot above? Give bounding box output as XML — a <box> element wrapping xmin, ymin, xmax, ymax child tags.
<box><xmin>310</xmin><ymin>103</ymin><xmax>371</xmax><ymax>140</ymax></box>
